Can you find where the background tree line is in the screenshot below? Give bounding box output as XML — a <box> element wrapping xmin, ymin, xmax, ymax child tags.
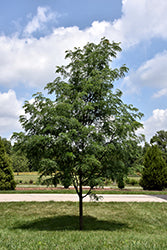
<box><xmin>2</xmin><ymin>129</ymin><xmax>167</xmax><ymax>190</ymax></box>
<box><xmin>1</xmin><ymin>137</ymin><xmax>30</xmax><ymax>173</ymax></box>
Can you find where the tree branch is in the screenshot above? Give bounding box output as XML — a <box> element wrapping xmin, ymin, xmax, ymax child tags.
<box><xmin>82</xmin><ymin>187</ymin><xmax>93</xmax><ymax>198</ymax></box>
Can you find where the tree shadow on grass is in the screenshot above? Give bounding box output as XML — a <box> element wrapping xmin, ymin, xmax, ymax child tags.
<box><xmin>13</xmin><ymin>215</ymin><xmax>128</xmax><ymax>231</ymax></box>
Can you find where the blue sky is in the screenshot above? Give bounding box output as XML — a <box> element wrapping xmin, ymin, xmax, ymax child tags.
<box><xmin>0</xmin><ymin>0</ymin><xmax>167</xmax><ymax>142</ymax></box>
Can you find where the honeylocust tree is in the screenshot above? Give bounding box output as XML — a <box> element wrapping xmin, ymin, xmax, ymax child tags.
<box><xmin>12</xmin><ymin>38</ymin><xmax>143</xmax><ymax>230</ymax></box>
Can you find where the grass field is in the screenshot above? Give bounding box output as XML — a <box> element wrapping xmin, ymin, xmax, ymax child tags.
<box><xmin>0</xmin><ymin>202</ymin><xmax>167</xmax><ymax>249</ymax></box>
<box><xmin>14</xmin><ymin>172</ymin><xmax>41</xmax><ymax>185</ymax></box>
<box><xmin>6</xmin><ymin>172</ymin><xmax>166</xmax><ymax>195</ymax></box>
<box><xmin>14</xmin><ymin>172</ymin><xmax>141</xmax><ymax>188</ymax></box>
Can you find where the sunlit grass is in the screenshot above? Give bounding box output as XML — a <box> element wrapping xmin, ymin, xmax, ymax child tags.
<box><xmin>14</xmin><ymin>172</ymin><xmax>52</xmax><ymax>186</ymax></box>
<box><xmin>14</xmin><ymin>172</ymin><xmax>39</xmax><ymax>184</ymax></box>
<box><xmin>14</xmin><ymin>172</ymin><xmax>38</xmax><ymax>175</ymax></box>
<box><xmin>14</xmin><ymin>172</ymin><xmax>141</xmax><ymax>187</ymax></box>
<box><xmin>0</xmin><ymin>202</ymin><xmax>167</xmax><ymax>249</ymax></box>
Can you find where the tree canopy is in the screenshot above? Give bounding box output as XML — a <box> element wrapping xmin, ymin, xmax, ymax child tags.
<box><xmin>12</xmin><ymin>38</ymin><xmax>143</xmax><ymax>229</ymax></box>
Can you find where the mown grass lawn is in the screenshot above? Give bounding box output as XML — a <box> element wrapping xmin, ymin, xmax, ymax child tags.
<box><xmin>14</xmin><ymin>172</ymin><xmax>41</xmax><ymax>185</ymax></box>
<box><xmin>0</xmin><ymin>202</ymin><xmax>167</xmax><ymax>249</ymax></box>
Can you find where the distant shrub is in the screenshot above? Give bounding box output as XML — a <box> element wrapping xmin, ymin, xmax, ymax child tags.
<box><xmin>29</xmin><ymin>179</ymin><xmax>33</xmax><ymax>184</ymax></box>
<box><xmin>117</xmin><ymin>175</ymin><xmax>125</xmax><ymax>189</ymax></box>
<box><xmin>130</xmin><ymin>179</ymin><xmax>138</xmax><ymax>186</ymax></box>
<box><xmin>0</xmin><ymin>138</ymin><xmax>16</xmax><ymax>190</ymax></box>
<box><xmin>126</xmin><ymin>178</ymin><xmax>139</xmax><ymax>186</ymax></box>
<box><xmin>118</xmin><ymin>179</ymin><xmax>125</xmax><ymax>189</ymax></box>
<box><xmin>140</xmin><ymin>145</ymin><xmax>167</xmax><ymax>190</ymax></box>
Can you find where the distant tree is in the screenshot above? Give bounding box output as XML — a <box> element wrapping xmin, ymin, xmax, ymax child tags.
<box><xmin>1</xmin><ymin>137</ymin><xmax>12</xmax><ymax>155</ymax></box>
<box><xmin>150</xmin><ymin>130</ymin><xmax>167</xmax><ymax>151</ymax></box>
<box><xmin>150</xmin><ymin>130</ymin><xmax>167</xmax><ymax>161</ymax></box>
<box><xmin>11</xmin><ymin>151</ymin><xmax>30</xmax><ymax>174</ymax></box>
<box><xmin>140</xmin><ymin>145</ymin><xmax>167</xmax><ymax>190</ymax></box>
<box><xmin>0</xmin><ymin>137</ymin><xmax>16</xmax><ymax>190</ymax></box>
<box><xmin>127</xmin><ymin>141</ymin><xmax>149</xmax><ymax>176</ymax></box>
<box><xmin>12</xmin><ymin>38</ymin><xmax>143</xmax><ymax>230</ymax></box>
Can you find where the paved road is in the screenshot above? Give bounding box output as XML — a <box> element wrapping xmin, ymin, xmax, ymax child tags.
<box><xmin>0</xmin><ymin>194</ymin><xmax>167</xmax><ymax>202</ymax></box>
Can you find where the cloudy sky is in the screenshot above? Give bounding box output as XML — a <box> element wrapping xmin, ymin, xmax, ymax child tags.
<box><xmin>0</xmin><ymin>0</ymin><xmax>167</xmax><ymax>142</ymax></box>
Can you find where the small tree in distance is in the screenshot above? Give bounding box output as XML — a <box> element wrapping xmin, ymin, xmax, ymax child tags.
<box><xmin>0</xmin><ymin>137</ymin><xmax>16</xmax><ymax>190</ymax></box>
<box><xmin>150</xmin><ymin>130</ymin><xmax>167</xmax><ymax>162</ymax></box>
<box><xmin>11</xmin><ymin>151</ymin><xmax>30</xmax><ymax>174</ymax></box>
<box><xmin>12</xmin><ymin>38</ymin><xmax>143</xmax><ymax>230</ymax></box>
<box><xmin>140</xmin><ymin>145</ymin><xmax>167</xmax><ymax>190</ymax></box>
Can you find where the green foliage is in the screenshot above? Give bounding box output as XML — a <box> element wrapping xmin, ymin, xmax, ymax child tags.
<box><xmin>12</xmin><ymin>38</ymin><xmax>143</xmax><ymax>229</ymax></box>
<box><xmin>11</xmin><ymin>151</ymin><xmax>30</xmax><ymax>173</ymax></box>
<box><xmin>60</xmin><ymin>171</ymin><xmax>72</xmax><ymax>188</ymax></box>
<box><xmin>1</xmin><ymin>137</ymin><xmax>12</xmax><ymax>155</ymax></box>
<box><xmin>126</xmin><ymin>140</ymin><xmax>149</xmax><ymax>176</ymax></box>
<box><xmin>140</xmin><ymin>145</ymin><xmax>167</xmax><ymax>190</ymax></box>
<box><xmin>117</xmin><ymin>176</ymin><xmax>125</xmax><ymax>189</ymax></box>
<box><xmin>150</xmin><ymin>130</ymin><xmax>167</xmax><ymax>162</ymax></box>
<box><xmin>150</xmin><ymin>130</ymin><xmax>167</xmax><ymax>152</ymax></box>
<box><xmin>126</xmin><ymin>177</ymin><xmax>139</xmax><ymax>186</ymax></box>
<box><xmin>128</xmin><ymin>164</ymin><xmax>144</xmax><ymax>176</ymax></box>
<box><xmin>0</xmin><ymin>138</ymin><xmax>16</xmax><ymax>190</ymax></box>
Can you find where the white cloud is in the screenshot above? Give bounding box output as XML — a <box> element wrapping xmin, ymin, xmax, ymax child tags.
<box><xmin>0</xmin><ymin>90</ymin><xmax>23</xmax><ymax>138</ymax></box>
<box><xmin>121</xmin><ymin>75</ymin><xmax>140</xmax><ymax>95</ymax></box>
<box><xmin>153</xmin><ymin>88</ymin><xmax>167</xmax><ymax>98</ymax></box>
<box><xmin>0</xmin><ymin>22</ymin><xmax>120</xmax><ymax>88</ymax></box>
<box><xmin>138</xmin><ymin>51</ymin><xmax>167</xmax><ymax>88</ymax></box>
<box><xmin>138</xmin><ymin>109</ymin><xmax>167</xmax><ymax>142</ymax></box>
<box><xmin>123</xmin><ymin>51</ymin><xmax>167</xmax><ymax>95</ymax></box>
<box><xmin>0</xmin><ymin>1</ymin><xmax>167</xmax><ymax>89</ymax></box>
<box><xmin>118</xmin><ymin>0</ymin><xmax>167</xmax><ymax>47</ymax></box>
<box><xmin>24</xmin><ymin>6</ymin><xmax>57</xmax><ymax>35</ymax></box>
<box><xmin>1</xmin><ymin>1</ymin><xmax>167</xmax><ymax>138</ymax></box>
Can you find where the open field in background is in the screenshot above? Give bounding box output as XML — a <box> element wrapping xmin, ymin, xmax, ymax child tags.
<box><xmin>11</xmin><ymin>172</ymin><xmax>167</xmax><ymax>194</ymax></box>
<box><xmin>14</xmin><ymin>172</ymin><xmax>41</xmax><ymax>185</ymax></box>
<box><xmin>0</xmin><ymin>202</ymin><xmax>167</xmax><ymax>249</ymax></box>
<box><xmin>14</xmin><ymin>172</ymin><xmax>141</xmax><ymax>188</ymax></box>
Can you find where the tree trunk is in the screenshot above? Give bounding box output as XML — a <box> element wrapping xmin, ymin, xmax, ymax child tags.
<box><xmin>79</xmin><ymin>191</ymin><xmax>83</xmax><ymax>230</ymax></box>
<box><xmin>79</xmin><ymin>172</ymin><xmax>83</xmax><ymax>230</ymax></box>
